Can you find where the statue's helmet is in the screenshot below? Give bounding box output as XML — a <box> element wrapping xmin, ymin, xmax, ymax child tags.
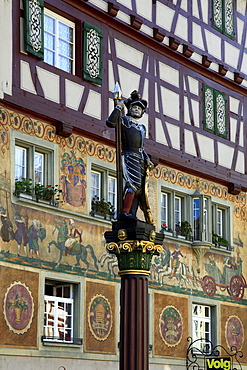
<box><xmin>125</xmin><ymin>90</ymin><xmax>147</xmax><ymax>116</ymax></box>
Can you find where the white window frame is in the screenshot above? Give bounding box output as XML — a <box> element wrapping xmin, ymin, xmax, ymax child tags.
<box><xmin>158</xmin><ymin>181</ymin><xmax>232</xmax><ymax>248</ymax></box>
<box><xmin>192</xmin><ymin>303</ymin><xmax>211</xmax><ymax>353</ymax></box>
<box><xmin>11</xmin><ymin>130</ymin><xmax>58</xmax><ymax>196</ymax></box>
<box><xmin>190</xmin><ymin>297</ymin><xmax>219</xmax><ymax>356</ymax></box>
<box><xmin>44</xmin><ymin>9</ymin><xmax>75</xmax><ymax>74</ymax></box>
<box><xmin>212</xmin><ymin>201</ymin><xmax>231</xmax><ymax>246</ymax></box>
<box><xmin>193</xmin><ymin>196</ymin><xmax>211</xmax><ymax>242</ymax></box>
<box><xmin>108</xmin><ymin>175</ymin><xmax>117</xmax><ymax>211</ymax></box>
<box><xmin>161</xmin><ymin>192</ymin><xmax>168</xmax><ymax>227</ymax></box>
<box><xmin>160</xmin><ymin>185</ymin><xmax>187</xmax><ymax>233</ymax></box>
<box><xmin>44</xmin><ymin>293</ymin><xmax>74</xmax><ymax>343</ymax></box>
<box><xmin>88</xmin><ymin>158</ymin><xmax>117</xmax><ymax>215</ymax></box>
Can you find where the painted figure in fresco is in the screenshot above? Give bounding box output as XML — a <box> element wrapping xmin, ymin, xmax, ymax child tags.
<box><xmin>48</xmin><ymin>219</ymin><xmax>98</xmax><ymax>273</ymax></box>
<box><xmin>65</xmin><ymin>219</ymin><xmax>82</xmax><ymax>255</ymax></box>
<box><xmin>170</xmin><ymin>245</ymin><xmax>184</xmax><ymax>277</ymax></box>
<box><xmin>28</xmin><ymin>219</ymin><xmax>46</xmax><ymax>259</ymax></box>
<box><xmin>0</xmin><ymin>210</ymin><xmax>14</xmax><ymax>250</ymax></box>
<box><xmin>106</xmin><ymin>90</ymin><xmax>154</xmax><ymax>224</ymax></box>
<box><xmin>14</xmin><ymin>211</ymin><xmax>28</xmax><ymax>256</ymax></box>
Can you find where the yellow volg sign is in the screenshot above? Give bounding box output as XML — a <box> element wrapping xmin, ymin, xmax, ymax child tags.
<box><xmin>206</xmin><ymin>357</ymin><xmax>231</xmax><ymax>370</ymax></box>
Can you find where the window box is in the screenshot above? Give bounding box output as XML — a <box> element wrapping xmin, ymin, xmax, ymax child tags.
<box><xmin>14</xmin><ymin>178</ymin><xmax>33</xmax><ymax>198</ymax></box>
<box><xmin>175</xmin><ymin>221</ymin><xmax>192</xmax><ymax>240</ymax></box>
<box><xmin>90</xmin><ymin>196</ymin><xmax>115</xmax><ymax>220</ymax></box>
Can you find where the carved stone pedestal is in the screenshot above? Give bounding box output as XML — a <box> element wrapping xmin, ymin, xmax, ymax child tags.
<box><xmin>105</xmin><ymin>220</ymin><xmax>163</xmax><ymax>370</ymax></box>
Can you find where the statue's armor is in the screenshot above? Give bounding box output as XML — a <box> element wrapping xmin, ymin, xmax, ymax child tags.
<box><xmin>106</xmin><ymin>108</ymin><xmax>148</xmax><ymax>194</ymax></box>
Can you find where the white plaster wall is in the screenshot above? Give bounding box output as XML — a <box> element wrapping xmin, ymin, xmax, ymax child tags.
<box><xmin>160</xmin><ymin>87</ymin><xmax>180</xmax><ymax>121</ymax></box>
<box><xmin>217</xmin><ymin>142</ymin><xmax>234</xmax><ymax>169</ymax></box>
<box><xmin>108</xmin><ymin>60</ymin><xmax>115</xmax><ymax>94</ymax></box>
<box><xmin>240</xmin><ymin>53</ymin><xmax>247</xmax><ymax>75</ymax></box>
<box><xmin>184</xmin><ymin>98</ymin><xmax>199</xmax><ymax>127</ymax></box>
<box><xmin>192</xmin><ymin>23</ymin><xmax>204</xmax><ymax>51</ymax></box>
<box><xmin>239</xmin><ymin>121</ymin><xmax>244</xmax><ymax>147</ymax></box>
<box><xmin>89</xmin><ymin>0</ymin><xmax>108</xmax><ymax>11</ymax></box>
<box><xmin>116</xmin><ymin>0</ymin><xmax>132</xmax><ymax>9</ymax></box>
<box><xmin>136</xmin><ymin>0</ymin><xmax>152</xmax><ymax>21</ymax></box>
<box><xmin>224</xmin><ymin>43</ymin><xmax>239</xmax><ymax>70</ymax></box>
<box><xmin>187</xmin><ymin>76</ymin><xmax>199</xmax><ymax>96</ymax></box>
<box><xmin>36</xmin><ymin>67</ymin><xmax>60</xmax><ymax>103</ymax></box>
<box><xmin>65</xmin><ymin>79</ymin><xmax>84</xmax><ymax>111</ymax></box>
<box><xmin>184</xmin><ymin>129</ymin><xmax>197</xmax><ymax>156</ymax></box>
<box><xmin>174</xmin><ymin>15</ymin><xmax>188</xmax><ymax>41</ymax></box>
<box><xmin>196</xmin><ymin>134</ymin><xmax>214</xmax><ymax>162</ymax></box>
<box><xmin>237</xmin><ymin>0</ymin><xmax>246</xmax><ymax>15</ymax></box>
<box><xmin>230</xmin><ymin>117</ymin><xmax>237</xmax><ymax>143</ymax></box>
<box><xmin>237</xmin><ymin>18</ymin><xmax>244</xmax><ymax>45</ymax></box>
<box><xmin>235</xmin><ymin>151</ymin><xmax>245</xmax><ymax>174</ymax></box>
<box><xmin>84</xmin><ymin>90</ymin><xmax>101</xmax><ymax>119</ymax></box>
<box><xmin>166</xmin><ymin>122</ymin><xmax>180</xmax><ymax>150</ymax></box>
<box><xmin>115</xmin><ymin>39</ymin><xmax>144</xmax><ymax>69</ymax></box>
<box><xmin>156</xmin><ymin>3</ymin><xmax>175</xmax><ymax>32</ymax></box>
<box><xmin>0</xmin><ymin>0</ymin><xmax>12</xmax><ymax>98</ymax></box>
<box><xmin>229</xmin><ymin>97</ymin><xmax>240</xmax><ymax>114</ymax></box>
<box><xmin>20</xmin><ymin>61</ymin><xmax>37</xmax><ymax>94</ymax></box>
<box><xmin>180</xmin><ymin>0</ymin><xmax>187</xmax><ymax>12</ymax></box>
<box><xmin>118</xmin><ymin>66</ymin><xmax>140</xmax><ymax>98</ymax></box>
<box><xmin>155</xmin><ymin>118</ymin><xmax>168</xmax><ymax>146</ymax></box>
<box><xmin>159</xmin><ymin>62</ymin><xmax>179</xmax><ymax>87</ymax></box>
<box><xmin>205</xmin><ymin>30</ymin><xmax>222</xmax><ymax>60</ymax></box>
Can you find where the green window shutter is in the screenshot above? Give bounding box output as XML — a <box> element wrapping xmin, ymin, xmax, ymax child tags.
<box><xmin>212</xmin><ymin>0</ymin><xmax>223</xmax><ymax>32</ymax></box>
<box><xmin>24</xmin><ymin>0</ymin><xmax>44</xmax><ymax>59</ymax></box>
<box><xmin>203</xmin><ymin>85</ymin><xmax>215</xmax><ymax>134</ymax></box>
<box><xmin>214</xmin><ymin>90</ymin><xmax>227</xmax><ymax>138</ymax></box>
<box><xmin>223</xmin><ymin>0</ymin><xmax>234</xmax><ymax>39</ymax></box>
<box><xmin>83</xmin><ymin>23</ymin><xmax>103</xmax><ymax>85</ymax></box>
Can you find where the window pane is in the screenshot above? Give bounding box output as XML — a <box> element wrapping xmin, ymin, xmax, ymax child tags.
<box><xmin>91</xmin><ymin>171</ymin><xmax>100</xmax><ymax>199</ymax></box>
<box><xmin>193</xmin><ymin>198</ymin><xmax>200</xmax><ymax>240</ymax></box>
<box><xmin>59</xmin><ymin>22</ymin><xmax>73</xmax><ymax>43</ymax></box>
<box><xmin>44</xmin><ymin>15</ymin><xmax>55</xmax><ymax>34</ymax></box>
<box><xmin>108</xmin><ymin>176</ymin><xmax>116</xmax><ymax>208</ymax></box>
<box><xmin>59</xmin><ymin>55</ymin><xmax>72</xmax><ymax>73</ymax></box>
<box><xmin>15</xmin><ymin>146</ymin><xmax>27</xmax><ymax>180</ymax></box>
<box><xmin>44</xmin><ymin>11</ymin><xmax>75</xmax><ymax>73</ymax></box>
<box><xmin>34</xmin><ymin>152</ymin><xmax>44</xmax><ymax>184</ymax></box>
<box><xmin>175</xmin><ymin>196</ymin><xmax>181</xmax><ymax>225</ymax></box>
<box><xmin>161</xmin><ymin>193</ymin><xmax>167</xmax><ymax>226</ymax></box>
<box><xmin>217</xmin><ymin>209</ymin><xmax>223</xmax><ymax>236</ymax></box>
<box><xmin>192</xmin><ymin>304</ymin><xmax>212</xmax><ymax>353</ymax></box>
<box><xmin>59</xmin><ymin>39</ymin><xmax>73</xmax><ymax>58</ymax></box>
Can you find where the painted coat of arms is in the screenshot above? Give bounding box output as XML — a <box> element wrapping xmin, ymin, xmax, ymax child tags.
<box><xmin>60</xmin><ymin>151</ymin><xmax>87</xmax><ymax>207</ymax></box>
<box><xmin>3</xmin><ymin>281</ymin><xmax>34</xmax><ymax>334</ymax></box>
<box><xmin>88</xmin><ymin>294</ymin><xmax>112</xmax><ymax>341</ymax></box>
<box><xmin>159</xmin><ymin>305</ymin><xmax>183</xmax><ymax>347</ymax></box>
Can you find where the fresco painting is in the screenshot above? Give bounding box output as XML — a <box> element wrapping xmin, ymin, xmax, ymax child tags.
<box><xmin>0</xmin><ymin>108</ymin><xmax>246</xmax><ymax>302</ymax></box>
<box><xmin>60</xmin><ymin>151</ymin><xmax>87</xmax><ymax>207</ymax></box>
<box><xmin>225</xmin><ymin>315</ymin><xmax>244</xmax><ymax>351</ymax></box>
<box><xmin>3</xmin><ymin>281</ymin><xmax>34</xmax><ymax>335</ymax></box>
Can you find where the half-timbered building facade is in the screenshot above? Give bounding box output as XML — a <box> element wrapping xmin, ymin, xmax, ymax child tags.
<box><xmin>0</xmin><ymin>0</ymin><xmax>247</xmax><ymax>369</ymax></box>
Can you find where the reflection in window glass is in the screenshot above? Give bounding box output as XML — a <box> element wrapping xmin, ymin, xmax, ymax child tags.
<box><xmin>35</xmin><ymin>152</ymin><xmax>44</xmax><ymax>184</ymax></box>
<box><xmin>161</xmin><ymin>193</ymin><xmax>168</xmax><ymax>227</ymax></box>
<box><xmin>193</xmin><ymin>198</ymin><xmax>200</xmax><ymax>240</ymax></box>
<box><xmin>91</xmin><ymin>171</ymin><xmax>100</xmax><ymax>199</ymax></box>
<box><xmin>15</xmin><ymin>146</ymin><xmax>26</xmax><ymax>180</ymax></box>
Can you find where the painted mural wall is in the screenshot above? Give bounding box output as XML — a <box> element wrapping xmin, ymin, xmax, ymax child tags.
<box><xmin>0</xmin><ymin>105</ymin><xmax>247</xmax><ymax>362</ymax></box>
